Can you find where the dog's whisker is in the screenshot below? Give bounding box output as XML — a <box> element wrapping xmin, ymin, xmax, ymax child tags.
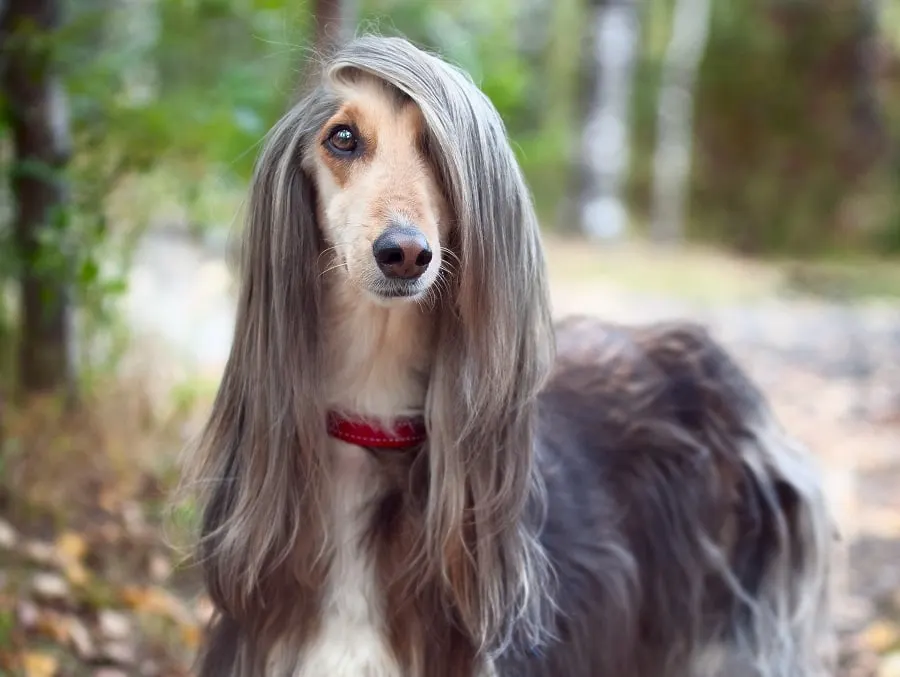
<box><xmin>430</xmin><ymin>271</ymin><xmax>452</xmax><ymax>305</ymax></box>
<box><xmin>437</xmin><ymin>258</ymin><xmax>458</xmax><ymax>276</ymax></box>
<box><xmin>440</xmin><ymin>246</ymin><xmax>461</xmax><ymax>266</ymax></box>
<box><xmin>317</xmin><ymin>241</ymin><xmax>356</xmax><ymax>264</ymax></box>
<box><xmin>317</xmin><ymin>246</ymin><xmax>340</xmax><ymax>264</ymax></box>
<box><xmin>318</xmin><ymin>263</ymin><xmax>347</xmax><ymax>280</ymax></box>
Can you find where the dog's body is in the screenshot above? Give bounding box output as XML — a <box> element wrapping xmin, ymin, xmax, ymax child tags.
<box><xmin>498</xmin><ymin>317</ymin><xmax>829</xmax><ymax>677</ymax></box>
<box><xmin>188</xmin><ymin>36</ymin><xmax>833</xmax><ymax>677</ymax></box>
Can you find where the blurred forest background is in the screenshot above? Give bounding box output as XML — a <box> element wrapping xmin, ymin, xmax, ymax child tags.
<box><xmin>1</xmin><ymin>0</ymin><xmax>900</xmax><ymax>675</ymax></box>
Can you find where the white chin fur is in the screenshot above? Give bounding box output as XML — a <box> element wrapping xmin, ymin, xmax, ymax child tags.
<box><xmin>364</xmin><ymin>288</ymin><xmax>429</xmax><ymax>307</ymax></box>
<box><xmin>362</xmin><ymin>271</ymin><xmax>439</xmax><ymax>306</ymax></box>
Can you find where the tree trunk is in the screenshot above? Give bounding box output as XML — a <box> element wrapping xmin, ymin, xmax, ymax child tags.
<box><xmin>850</xmin><ymin>0</ymin><xmax>886</xmax><ymax>173</ymax></box>
<box><xmin>0</xmin><ymin>0</ymin><xmax>75</xmax><ymax>401</ymax></box>
<box><xmin>543</xmin><ymin>0</ymin><xmax>582</xmax><ymax>134</ymax></box>
<box><xmin>649</xmin><ymin>0</ymin><xmax>712</xmax><ymax>245</ymax></box>
<box><xmin>301</xmin><ymin>0</ymin><xmax>353</xmax><ymax>91</ymax></box>
<box><xmin>313</xmin><ymin>0</ymin><xmax>348</xmax><ymax>56</ymax></box>
<box><xmin>571</xmin><ymin>0</ymin><xmax>640</xmax><ymax>240</ymax></box>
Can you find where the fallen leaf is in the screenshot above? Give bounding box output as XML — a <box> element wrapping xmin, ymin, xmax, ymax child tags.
<box><xmin>100</xmin><ymin>641</ymin><xmax>136</xmax><ymax>666</ymax></box>
<box><xmin>120</xmin><ymin>586</ymin><xmax>192</xmax><ymax>625</ymax></box>
<box><xmin>181</xmin><ymin>623</ymin><xmax>201</xmax><ymax>650</ymax></box>
<box><xmin>35</xmin><ymin>610</ymin><xmax>70</xmax><ymax>642</ymax></box>
<box><xmin>21</xmin><ymin>652</ymin><xmax>58</xmax><ymax>677</ymax></box>
<box><xmin>55</xmin><ymin>532</ymin><xmax>87</xmax><ymax>562</ymax></box>
<box><xmin>860</xmin><ymin>620</ymin><xmax>900</xmax><ymax>653</ymax></box>
<box><xmin>97</xmin><ymin>488</ymin><xmax>120</xmax><ymax>513</ymax></box>
<box><xmin>23</xmin><ymin>541</ymin><xmax>58</xmax><ymax>567</ymax></box>
<box><xmin>31</xmin><ymin>573</ymin><xmax>70</xmax><ymax>603</ymax></box>
<box><xmin>67</xmin><ymin>616</ymin><xmax>96</xmax><ymax>659</ymax></box>
<box><xmin>16</xmin><ymin>600</ymin><xmax>40</xmax><ymax>629</ymax></box>
<box><xmin>98</xmin><ymin>610</ymin><xmax>131</xmax><ymax>641</ymax></box>
<box><xmin>0</xmin><ymin>518</ymin><xmax>18</xmax><ymax>550</ymax></box>
<box><xmin>54</xmin><ymin>532</ymin><xmax>89</xmax><ymax>586</ymax></box>
<box><xmin>62</xmin><ymin>561</ymin><xmax>90</xmax><ymax>586</ymax></box>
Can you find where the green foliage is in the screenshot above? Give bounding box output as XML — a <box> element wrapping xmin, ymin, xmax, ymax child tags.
<box><xmin>0</xmin><ymin>607</ymin><xmax>14</xmax><ymax>650</ymax></box>
<box><xmin>63</xmin><ymin>0</ymin><xmax>310</xmax><ymax>208</ymax></box>
<box><xmin>688</xmin><ymin>0</ymin><xmax>895</xmax><ymax>255</ymax></box>
<box><xmin>626</xmin><ymin>0</ymin><xmax>900</xmax><ymax>257</ymax></box>
<box><xmin>1</xmin><ymin>1</ymin><xmax>317</xmax><ymax>386</ymax></box>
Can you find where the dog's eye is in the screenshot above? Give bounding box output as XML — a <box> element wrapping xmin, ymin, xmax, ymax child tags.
<box><xmin>327</xmin><ymin>126</ymin><xmax>358</xmax><ymax>154</ymax></box>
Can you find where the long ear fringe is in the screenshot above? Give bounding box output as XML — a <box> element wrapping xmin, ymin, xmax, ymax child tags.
<box><xmin>425</xmin><ymin>62</ymin><xmax>556</xmax><ymax>659</ymax></box>
<box><xmin>184</xmin><ymin>85</ymin><xmax>341</xmax><ymax>669</ymax></box>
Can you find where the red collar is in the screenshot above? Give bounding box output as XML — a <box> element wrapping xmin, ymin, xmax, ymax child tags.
<box><xmin>326</xmin><ymin>411</ymin><xmax>427</xmax><ymax>450</ymax></box>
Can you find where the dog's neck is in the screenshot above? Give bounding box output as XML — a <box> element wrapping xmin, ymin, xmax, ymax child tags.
<box><xmin>292</xmin><ymin>281</ymin><xmax>440</xmax><ymax>677</ymax></box>
<box><xmin>322</xmin><ymin>281</ymin><xmax>438</xmax><ymax>425</ymax></box>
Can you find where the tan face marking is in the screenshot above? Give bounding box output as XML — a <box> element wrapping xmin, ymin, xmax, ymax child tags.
<box><xmin>315</xmin><ymin>102</ymin><xmax>379</xmax><ymax>188</ymax></box>
<box><xmin>309</xmin><ymin>76</ymin><xmax>449</xmax><ymax>302</ymax></box>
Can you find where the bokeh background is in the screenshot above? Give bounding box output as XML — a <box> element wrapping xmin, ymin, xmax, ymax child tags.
<box><xmin>1</xmin><ymin>0</ymin><xmax>900</xmax><ymax>675</ymax></box>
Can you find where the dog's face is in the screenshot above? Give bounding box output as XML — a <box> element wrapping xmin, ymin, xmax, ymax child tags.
<box><xmin>308</xmin><ymin>75</ymin><xmax>450</xmax><ymax>303</ymax></box>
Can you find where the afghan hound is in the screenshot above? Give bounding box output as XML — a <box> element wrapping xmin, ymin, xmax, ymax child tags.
<box><xmin>187</xmin><ymin>35</ymin><xmax>834</xmax><ymax>677</ymax></box>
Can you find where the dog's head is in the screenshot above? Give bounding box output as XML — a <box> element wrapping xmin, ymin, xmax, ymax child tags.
<box><xmin>303</xmin><ymin>74</ymin><xmax>450</xmax><ymax>303</ymax></box>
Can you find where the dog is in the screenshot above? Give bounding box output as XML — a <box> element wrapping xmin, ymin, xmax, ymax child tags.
<box><xmin>186</xmin><ymin>35</ymin><xmax>834</xmax><ymax>677</ymax></box>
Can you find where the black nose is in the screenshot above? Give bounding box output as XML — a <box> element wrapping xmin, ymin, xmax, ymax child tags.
<box><xmin>372</xmin><ymin>226</ymin><xmax>433</xmax><ymax>280</ymax></box>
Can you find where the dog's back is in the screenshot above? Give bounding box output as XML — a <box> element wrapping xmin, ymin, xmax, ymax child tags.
<box><xmin>496</xmin><ymin>317</ymin><xmax>833</xmax><ymax>677</ymax></box>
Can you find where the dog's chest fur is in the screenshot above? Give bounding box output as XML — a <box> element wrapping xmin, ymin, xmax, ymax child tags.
<box><xmin>292</xmin><ymin>298</ymin><xmax>433</xmax><ymax>677</ymax></box>
<box><xmin>296</xmin><ymin>441</ymin><xmax>401</xmax><ymax>677</ymax></box>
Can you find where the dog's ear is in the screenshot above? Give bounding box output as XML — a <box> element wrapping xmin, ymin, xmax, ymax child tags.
<box><xmin>187</xmin><ymin>90</ymin><xmax>340</xmax><ymax>664</ymax></box>
<box><xmin>440</xmin><ymin>93</ymin><xmax>554</xmax><ymax>415</ymax></box>
<box><xmin>240</xmin><ymin>111</ymin><xmax>324</xmax><ymax>381</ymax></box>
<box><xmin>383</xmin><ymin>49</ymin><xmax>556</xmax><ymax>652</ymax></box>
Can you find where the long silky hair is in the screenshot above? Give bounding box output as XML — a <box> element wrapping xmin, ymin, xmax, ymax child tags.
<box><xmin>185</xmin><ymin>35</ymin><xmax>555</xmax><ymax>667</ymax></box>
